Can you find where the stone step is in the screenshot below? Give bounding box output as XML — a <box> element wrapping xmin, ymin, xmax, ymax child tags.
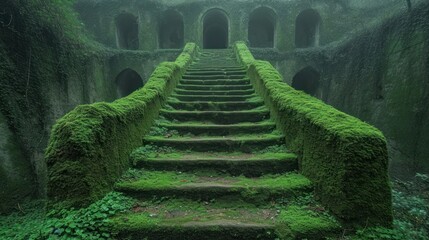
<box><xmin>111</xmin><ymin>196</ymin><xmax>341</xmax><ymax>240</ymax></box>
<box><xmin>182</xmin><ymin>74</ymin><xmax>246</xmax><ymax>80</ymax></box>
<box><xmin>176</xmin><ymin>84</ymin><xmax>253</xmax><ymax>91</ymax></box>
<box><xmin>160</xmin><ymin>109</ymin><xmax>269</xmax><ymax>124</ymax></box>
<box><xmin>171</xmin><ymin>94</ymin><xmax>255</xmax><ymax>102</ymax></box>
<box><xmin>157</xmin><ymin>120</ymin><xmax>275</xmax><ymax>135</ymax></box>
<box><xmin>115</xmin><ymin>170</ymin><xmax>311</xmax><ymax>201</ymax></box>
<box><xmin>143</xmin><ymin>134</ymin><xmax>284</xmax><ymax>151</ymax></box>
<box><xmin>184</xmin><ymin>70</ymin><xmax>246</xmax><ymax>76</ymax></box>
<box><xmin>132</xmin><ymin>151</ymin><xmax>298</xmax><ymax>176</ymax></box>
<box><xmin>110</xmin><ymin>199</ymin><xmax>276</xmax><ymax>240</ymax></box>
<box><xmin>187</xmin><ymin>67</ymin><xmax>246</xmax><ymax>72</ymax></box>
<box><xmin>167</xmin><ymin>100</ymin><xmax>264</xmax><ymax>111</ymax></box>
<box><xmin>179</xmin><ymin>79</ymin><xmax>250</xmax><ymax>86</ymax></box>
<box><xmin>174</xmin><ymin>89</ymin><xmax>255</xmax><ymax>96</ymax></box>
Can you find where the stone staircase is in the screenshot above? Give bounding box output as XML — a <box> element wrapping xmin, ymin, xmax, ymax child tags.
<box><xmin>111</xmin><ymin>49</ymin><xmax>340</xmax><ymax>239</ymax></box>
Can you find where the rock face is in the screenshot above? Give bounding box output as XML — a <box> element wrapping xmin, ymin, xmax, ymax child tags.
<box><xmin>319</xmin><ymin>3</ymin><xmax>429</xmax><ymax>178</ymax></box>
<box><xmin>0</xmin><ymin>112</ymin><xmax>35</xmax><ymax>212</ymax></box>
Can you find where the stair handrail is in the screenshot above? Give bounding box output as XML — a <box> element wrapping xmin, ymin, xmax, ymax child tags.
<box><xmin>45</xmin><ymin>43</ymin><xmax>198</xmax><ymax>208</ymax></box>
<box><xmin>234</xmin><ymin>41</ymin><xmax>392</xmax><ymax>228</ymax></box>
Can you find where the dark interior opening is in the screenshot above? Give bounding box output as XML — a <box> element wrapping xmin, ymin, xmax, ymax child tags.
<box><xmin>203</xmin><ymin>10</ymin><xmax>229</xmax><ymax>49</ymax></box>
<box><xmin>248</xmin><ymin>7</ymin><xmax>276</xmax><ymax>48</ymax></box>
<box><xmin>295</xmin><ymin>9</ymin><xmax>321</xmax><ymax>48</ymax></box>
<box><xmin>116</xmin><ymin>13</ymin><xmax>139</xmax><ymax>50</ymax></box>
<box><xmin>159</xmin><ymin>10</ymin><xmax>184</xmax><ymax>49</ymax></box>
<box><xmin>292</xmin><ymin>66</ymin><xmax>320</xmax><ymax>96</ymax></box>
<box><xmin>115</xmin><ymin>69</ymin><xmax>143</xmax><ymax>97</ymax></box>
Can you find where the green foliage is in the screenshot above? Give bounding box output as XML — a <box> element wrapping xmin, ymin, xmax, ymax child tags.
<box><xmin>233</xmin><ymin>42</ymin><xmax>392</xmax><ymax>227</ymax></box>
<box><xmin>130</xmin><ymin>145</ymin><xmax>175</xmax><ymax>165</ymax></box>
<box><xmin>0</xmin><ymin>192</ymin><xmax>134</xmax><ymax>240</ymax></box>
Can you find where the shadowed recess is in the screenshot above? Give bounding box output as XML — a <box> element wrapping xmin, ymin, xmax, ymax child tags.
<box><xmin>248</xmin><ymin>7</ymin><xmax>277</xmax><ymax>48</ymax></box>
<box><xmin>159</xmin><ymin>10</ymin><xmax>184</xmax><ymax>49</ymax></box>
<box><xmin>203</xmin><ymin>9</ymin><xmax>229</xmax><ymax>49</ymax></box>
<box><xmin>292</xmin><ymin>66</ymin><xmax>320</xmax><ymax>96</ymax></box>
<box><xmin>295</xmin><ymin>9</ymin><xmax>321</xmax><ymax>48</ymax></box>
<box><xmin>115</xmin><ymin>69</ymin><xmax>144</xmax><ymax>97</ymax></box>
<box><xmin>116</xmin><ymin>13</ymin><xmax>139</xmax><ymax>50</ymax></box>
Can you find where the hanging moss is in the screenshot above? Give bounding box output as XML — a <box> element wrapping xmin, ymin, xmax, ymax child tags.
<box><xmin>45</xmin><ymin>43</ymin><xmax>198</xmax><ymax>208</ymax></box>
<box><xmin>234</xmin><ymin>41</ymin><xmax>392</xmax><ymax>228</ymax></box>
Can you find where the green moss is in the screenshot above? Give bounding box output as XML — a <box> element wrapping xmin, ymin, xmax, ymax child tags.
<box><xmin>234</xmin><ymin>42</ymin><xmax>392</xmax><ymax>228</ymax></box>
<box><xmin>276</xmin><ymin>206</ymin><xmax>341</xmax><ymax>239</ymax></box>
<box><xmin>45</xmin><ymin>43</ymin><xmax>198</xmax><ymax>208</ymax></box>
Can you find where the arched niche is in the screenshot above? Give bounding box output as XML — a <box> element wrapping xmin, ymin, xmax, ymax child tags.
<box><xmin>292</xmin><ymin>66</ymin><xmax>320</xmax><ymax>96</ymax></box>
<box><xmin>248</xmin><ymin>7</ymin><xmax>277</xmax><ymax>48</ymax></box>
<box><xmin>115</xmin><ymin>13</ymin><xmax>139</xmax><ymax>50</ymax></box>
<box><xmin>295</xmin><ymin>9</ymin><xmax>321</xmax><ymax>48</ymax></box>
<box><xmin>115</xmin><ymin>69</ymin><xmax>143</xmax><ymax>97</ymax></box>
<box><xmin>159</xmin><ymin>10</ymin><xmax>184</xmax><ymax>49</ymax></box>
<box><xmin>203</xmin><ymin>9</ymin><xmax>229</xmax><ymax>49</ymax></box>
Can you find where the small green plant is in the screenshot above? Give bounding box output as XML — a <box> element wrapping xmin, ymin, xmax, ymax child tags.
<box><xmin>256</xmin><ymin>145</ymin><xmax>289</xmax><ymax>154</ymax></box>
<box><xmin>0</xmin><ymin>192</ymin><xmax>134</xmax><ymax>240</ymax></box>
<box><xmin>130</xmin><ymin>145</ymin><xmax>175</xmax><ymax>164</ymax></box>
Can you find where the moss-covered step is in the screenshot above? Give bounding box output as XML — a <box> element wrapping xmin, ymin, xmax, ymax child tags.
<box><xmin>176</xmin><ymin>84</ymin><xmax>253</xmax><ymax>91</ymax></box>
<box><xmin>167</xmin><ymin>100</ymin><xmax>264</xmax><ymax>111</ymax></box>
<box><xmin>157</xmin><ymin>120</ymin><xmax>275</xmax><ymax>135</ymax></box>
<box><xmin>143</xmin><ymin>134</ymin><xmax>284</xmax><ymax>151</ymax></box>
<box><xmin>174</xmin><ymin>89</ymin><xmax>255</xmax><ymax>96</ymax></box>
<box><xmin>110</xmin><ymin>197</ymin><xmax>341</xmax><ymax>240</ymax></box>
<box><xmin>115</xmin><ymin>171</ymin><xmax>312</xmax><ymax>201</ymax></box>
<box><xmin>171</xmin><ymin>94</ymin><xmax>256</xmax><ymax>102</ymax></box>
<box><xmin>110</xmin><ymin>198</ymin><xmax>276</xmax><ymax>240</ymax></box>
<box><xmin>132</xmin><ymin>151</ymin><xmax>298</xmax><ymax>176</ymax></box>
<box><xmin>159</xmin><ymin>109</ymin><xmax>269</xmax><ymax>124</ymax></box>
<box><xmin>186</xmin><ymin>67</ymin><xmax>246</xmax><ymax>72</ymax></box>
<box><xmin>184</xmin><ymin>70</ymin><xmax>246</xmax><ymax>76</ymax></box>
<box><xmin>179</xmin><ymin>79</ymin><xmax>250</xmax><ymax>86</ymax></box>
<box><xmin>182</xmin><ymin>74</ymin><xmax>245</xmax><ymax>80</ymax></box>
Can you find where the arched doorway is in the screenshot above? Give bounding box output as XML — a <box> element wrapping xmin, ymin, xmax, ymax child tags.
<box><xmin>295</xmin><ymin>9</ymin><xmax>321</xmax><ymax>48</ymax></box>
<box><xmin>115</xmin><ymin>69</ymin><xmax>144</xmax><ymax>97</ymax></box>
<box><xmin>203</xmin><ymin>9</ymin><xmax>229</xmax><ymax>49</ymax></box>
<box><xmin>292</xmin><ymin>66</ymin><xmax>320</xmax><ymax>96</ymax></box>
<box><xmin>115</xmin><ymin>13</ymin><xmax>139</xmax><ymax>50</ymax></box>
<box><xmin>159</xmin><ymin>10</ymin><xmax>184</xmax><ymax>49</ymax></box>
<box><xmin>248</xmin><ymin>7</ymin><xmax>277</xmax><ymax>48</ymax></box>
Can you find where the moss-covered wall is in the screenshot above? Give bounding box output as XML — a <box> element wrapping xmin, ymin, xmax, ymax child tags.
<box><xmin>75</xmin><ymin>0</ymin><xmax>408</xmax><ymax>51</ymax></box>
<box><xmin>260</xmin><ymin>2</ymin><xmax>429</xmax><ymax>178</ymax></box>
<box><xmin>0</xmin><ymin>0</ymin><xmax>184</xmax><ymax>213</ymax></box>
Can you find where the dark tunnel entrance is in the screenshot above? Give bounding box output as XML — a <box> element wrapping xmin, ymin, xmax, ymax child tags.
<box><xmin>203</xmin><ymin>9</ymin><xmax>229</xmax><ymax>49</ymax></box>
<box><xmin>116</xmin><ymin>13</ymin><xmax>139</xmax><ymax>50</ymax></box>
<box><xmin>115</xmin><ymin>69</ymin><xmax>144</xmax><ymax>98</ymax></box>
<box><xmin>248</xmin><ymin>7</ymin><xmax>277</xmax><ymax>48</ymax></box>
<box><xmin>295</xmin><ymin>9</ymin><xmax>321</xmax><ymax>48</ymax></box>
<box><xmin>292</xmin><ymin>67</ymin><xmax>320</xmax><ymax>96</ymax></box>
<box><xmin>159</xmin><ymin>10</ymin><xmax>184</xmax><ymax>49</ymax></box>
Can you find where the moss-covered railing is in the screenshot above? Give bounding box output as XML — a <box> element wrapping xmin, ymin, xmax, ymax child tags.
<box><xmin>46</xmin><ymin>43</ymin><xmax>198</xmax><ymax>208</ymax></box>
<box><xmin>234</xmin><ymin>42</ymin><xmax>392</xmax><ymax>228</ymax></box>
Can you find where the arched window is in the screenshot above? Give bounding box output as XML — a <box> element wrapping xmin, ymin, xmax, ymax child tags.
<box><xmin>248</xmin><ymin>7</ymin><xmax>277</xmax><ymax>48</ymax></box>
<box><xmin>203</xmin><ymin>9</ymin><xmax>229</xmax><ymax>49</ymax></box>
<box><xmin>115</xmin><ymin>13</ymin><xmax>139</xmax><ymax>50</ymax></box>
<box><xmin>295</xmin><ymin>9</ymin><xmax>321</xmax><ymax>48</ymax></box>
<box><xmin>115</xmin><ymin>69</ymin><xmax>143</xmax><ymax>97</ymax></box>
<box><xmin>292</xmin><ymin>66</ymin><xmax>320</xmax><ymax>96</ymax></box>
<box><xmin>159</xmin><ymin>10</ymin><xmax>184</xmax><ymax>49</ymax></box>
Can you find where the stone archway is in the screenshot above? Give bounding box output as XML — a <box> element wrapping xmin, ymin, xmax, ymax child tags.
<box><xmin>115</xmin><ymin>13</ymin><xmax>139</xmax><ymax>50</ymax></box>
<box><xmin>159</xmin><ymin>10</ymin><xmax>184</xmax><ymax>49</ymax></box>
<box><xmin>203</xmin><ymin>9</ymin><xmax>229</xmax><ymax>49</ymax></box>
<box><xmin>292</xmin><ymin>66</ymin><xmax>320</xmax><ymax>96</ymax></box>
<box><xmin>295</xmin><ymin>9</ymin><xmax>321</xmax><ymax>48</ymax></box>
<box><xmin>248</xmin><ymin>7</ymin><xmax>277</xmax><ymax>48</ymax></box>
<box><xmin>115</xmin><ymin>69</ymin><xmax>143</xmax><ymax>97</ymax></box>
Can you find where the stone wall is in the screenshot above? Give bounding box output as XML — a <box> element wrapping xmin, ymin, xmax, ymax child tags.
<box><xmin>75</xmin><ymin>0</ymin><xmax>407</xmax><ymax>51</ymax></box>
<box><xmin>262</xmin><ymin>2</ymin><xmax>429</xmax><ymax>178</ymax></box>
